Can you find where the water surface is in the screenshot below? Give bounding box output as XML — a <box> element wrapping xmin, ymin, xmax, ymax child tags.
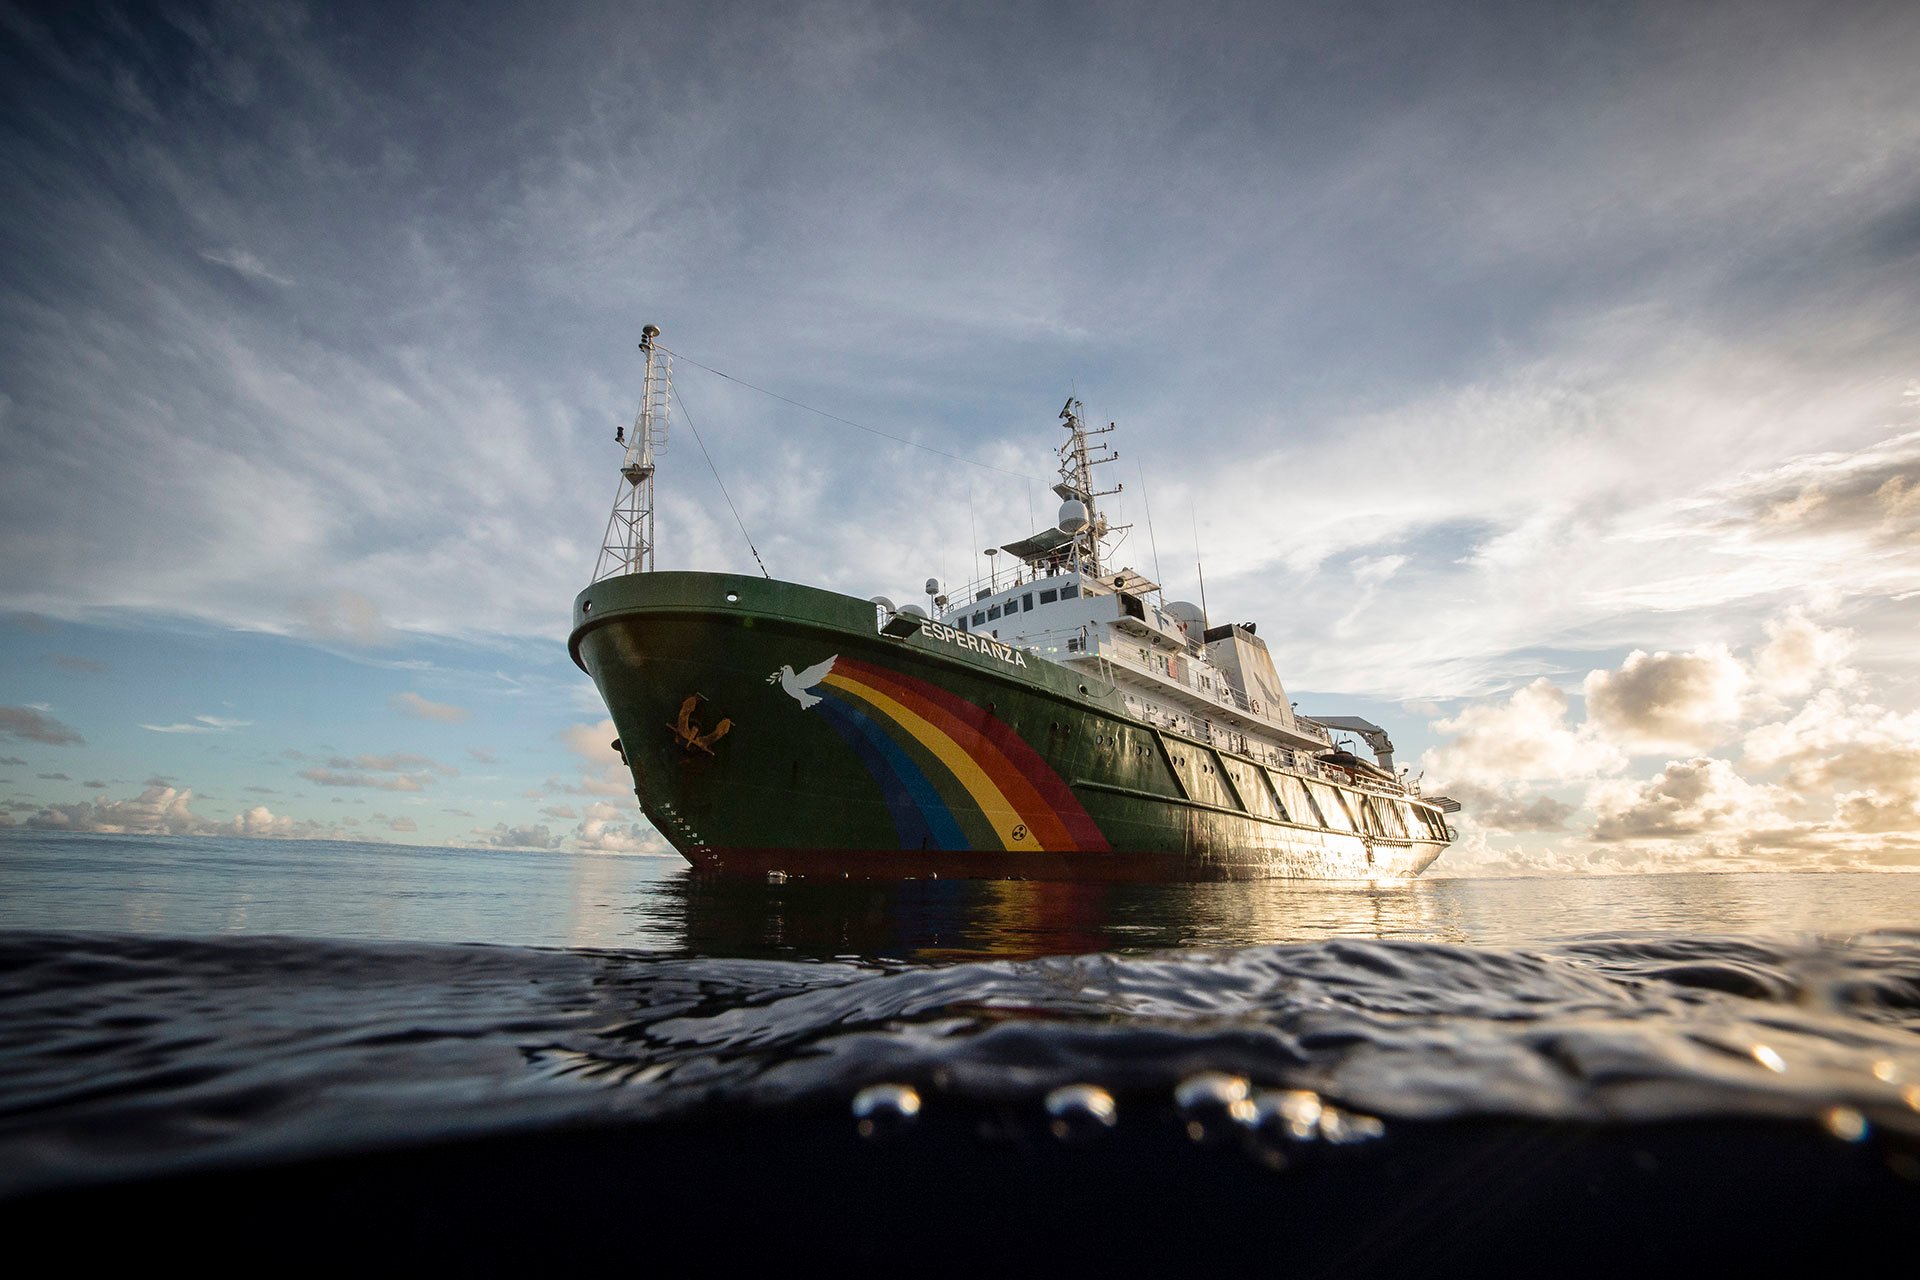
<box><xmin>2</xmin><ymin>831</ymin><xmax>1916</xmax><ymax>1272</ymax></box>
<box><xmin>4</xmin><ymin>830</ymin><xmax>1915</xmax><ymax>957</ymax></box>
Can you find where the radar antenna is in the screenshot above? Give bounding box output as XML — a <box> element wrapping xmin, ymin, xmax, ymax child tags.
<box><xmin>593</xmin><ymin>325</ymin><xmax>672</xmax><ymax>580</ymax></box>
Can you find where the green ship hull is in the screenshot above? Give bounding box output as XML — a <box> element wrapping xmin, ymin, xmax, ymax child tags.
<box><xmin>570</xmin><ymin>571</ymin><xmax>1448</xmax><ymax>881</ymax></box>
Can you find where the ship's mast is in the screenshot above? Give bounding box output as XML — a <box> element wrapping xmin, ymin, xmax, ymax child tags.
<box><xmin>1055</xmin><ymin>398</ymin><xmax>1122</xmax><ymax>579</ymax></box>
<box><xmin>593</xmin><ymin>325</ymin><xmax>672</xmax><ymax>581</ymax></box>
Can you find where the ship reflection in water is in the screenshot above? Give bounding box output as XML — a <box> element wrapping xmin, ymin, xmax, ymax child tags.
<box><xmin>666</xmin><ymin>874</ymin><xmax>1464</xmax><ymax>961</ymax></box>
<box><xmin>658</xmin><ymin>867</ymin><xmax>1920</xmax><ymax>962</ymax></box>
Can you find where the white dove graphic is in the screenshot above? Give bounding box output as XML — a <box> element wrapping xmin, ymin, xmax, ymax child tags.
<box><xmin>771</xmin><ymin>655</ymin><xmax>838</xmax><ymax>709</ymax></box>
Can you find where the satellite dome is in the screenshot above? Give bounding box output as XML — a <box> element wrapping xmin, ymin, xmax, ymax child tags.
<box><xmin>900</xmin><ymin>604</ymin><xmax>929</xmax><ymax>619</ymax></box>
<box><xmin>1057</xmin><ymin>499</ymin><xmax>1090</xmax><ymax>534</ymax></box>
<box><xmin>869</xmin><ymin>595</ymin><xmax>896</xmax><ymax>614</ymax></box>
<box><xmin>1166</xmin><ymin>600</ymin><xmax>1205</xmax><ymax>631</ymax></box>
<box><xmin>924</xmin><ymin>577</ymin><xmax>943</xmax><ymax>596</ymax></box>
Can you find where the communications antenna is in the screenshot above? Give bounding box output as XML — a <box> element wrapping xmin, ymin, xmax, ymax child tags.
<box><xmin>593</xmin><ymin>325</ymin><xmax>672</xmax><ymax>580</ymax></box>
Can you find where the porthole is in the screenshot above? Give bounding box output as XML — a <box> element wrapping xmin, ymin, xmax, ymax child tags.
<box><xmin>725</xmin><ymin>592</ymin><xmax>740</xmax><ymax>603</ymax></box>
<box><xmin>581</xmin><ymin>600</ymin><xmax>592</xmax><ymax>615</ymax></box>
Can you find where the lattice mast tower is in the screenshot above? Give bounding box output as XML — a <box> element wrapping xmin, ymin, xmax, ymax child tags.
<box><xmin>1055</xmin><ymin>397</ymin><xmax>1123</xmax><ymax>579</ymax></box>
<box><xmin>594</xmin><ymin>325</ymin><xmax>672</xmax><ymax>581</ymax></box>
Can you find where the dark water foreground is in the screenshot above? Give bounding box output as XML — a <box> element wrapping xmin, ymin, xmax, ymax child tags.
<box><xmin>3</xmin><ymin>925</ymin><xmax>1918</xmax><ymax>1274</ymax></box>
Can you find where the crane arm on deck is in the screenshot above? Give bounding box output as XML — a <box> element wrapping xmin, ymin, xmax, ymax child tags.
<box><xmin>1303</xmin><ymin>716</ymin><xmax>1396</xmax><ymax>772</ymax></box>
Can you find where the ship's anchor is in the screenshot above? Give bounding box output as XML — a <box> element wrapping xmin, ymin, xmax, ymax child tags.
<box><xmin>668</xmin><ymin>693</ymin><xmax>732</xmax><ymax>755</ymax></box>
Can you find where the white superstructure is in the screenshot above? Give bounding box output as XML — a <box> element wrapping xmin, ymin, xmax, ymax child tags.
<box><xmin>931</xmin><ymin>399</ymin><xmax>1457</xmax><ymax>840</ymax></box>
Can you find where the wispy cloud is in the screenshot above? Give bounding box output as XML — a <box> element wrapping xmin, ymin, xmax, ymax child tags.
<box><xmin>138</xmin><ymin>714</ymin><xmax>252</xmax><ymax>734</ymax></box>
<box><xmin>199</xmin><ymin>247</ymin><xmax>293</xmax><ymax>287</ymax></box>
<box><xmin>390</xmin><ymin>691</ymin><xmax>469</xmax><ymax>722</ymax></box>
<box><xmin>0</xmin><ymin>706</ymin><xmax>83</xmax><ymax>746</ymax></box>
<box><xmin>298</xmin><ymin>767</ymin><xmax>429</xmax><ymax>791</ymax></box>
<box><xmin>296</xmin><ymin>750</ymin><xmax>453</xmax><ymax>792</ymax></box>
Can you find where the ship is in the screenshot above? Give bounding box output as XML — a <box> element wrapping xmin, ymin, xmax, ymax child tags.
<box><xmin>568</xmin><ymin>327</ymin><xmax>1458</xmax><ymax>880</ymax></box>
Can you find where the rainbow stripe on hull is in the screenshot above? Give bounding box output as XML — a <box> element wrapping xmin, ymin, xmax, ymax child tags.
<box><xmin>811</xmin><ymin>657</ymin><xmax>1109</xmax><ymax>854</ymax></box>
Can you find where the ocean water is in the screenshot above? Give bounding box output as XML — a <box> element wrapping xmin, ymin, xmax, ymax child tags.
<box><xmin>2</xmin><ymin>829</ymin><xmax>1917</xmax><ymax>1273</ymax></box>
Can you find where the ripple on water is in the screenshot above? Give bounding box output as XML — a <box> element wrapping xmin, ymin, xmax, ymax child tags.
<box><xmin>0</xmin><ymin>928</ymin><xmax>1917</xmax><ymax>1199</ymax></box>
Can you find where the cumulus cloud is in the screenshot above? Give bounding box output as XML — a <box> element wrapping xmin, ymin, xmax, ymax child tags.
<box><xmin>391</xmin><ymin>692</ymin><xmax>469</xmax><ymax>722</ymax></box>
<box><xmin>0</xmin><ymin>756</ymin><xmax>25</xmax><ymax>766</ymax></box>
<box><xmin>1420</xmin><ymin>605</ymin><xmax>1920</xmax><ymax>871</ymax></box>
<box><xmin>1421</xmin><ymin>678</ymin><xmax>1623</xmax><ymax>789</ymax></box>
<box><xmin>573</xmin><ymin>801</ymin><xmax>668</xmax><ymax>854</ymax></box>
<box><xmin>1588</xmin><ymin>757</ymin><xmax>1796</xmax><ymax>845</ymax></box>
<box><xmin>1752</xmin><ymin>608</ymin><xmax>1856</xmax><ymax>700</ymax></box>
<box><xmin>0</xmin><ymin>705</ymin><xmax>83</xmax><ymax>745</ymax></box>
<box><xmin>1581</xmin><ymin>645</ymin><xmax>1749</xmax><ymax>754</ymax></box>
<box><xmin>469</xmin><ymin>822</ymin><xmax>562</xmax><ymax>850</ymax></box>
<box><xmin>24</xmin><ymin>785</ymin><xmax>211</xmax><ymax>835</ymax></box>
<box><xmin>1743</xmin><ymin>691</ymin><xmax>1920</xmax><ymax>836</ymax></box>
<box><xmin>560</xmin><ymin>718</ymin><xmax>632</xmax><ymax>797</ymax></box>
<box><xmin>389</xmin><ymin>816</ymin><xmax>417</xmax><ymax>832</ymax></box>
<box><xmin>1435</xmin><ymin>783</ymin><xmax>1576</xmax><ymax>833</ymax></box>
<box><xmin>231</xmin><ymin>804</ymin><xmax>293</xmax><ymax>837</ymax></box>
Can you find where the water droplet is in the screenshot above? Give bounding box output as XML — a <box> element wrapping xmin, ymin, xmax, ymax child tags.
<box><xmin>1250</xmin><ymin>1089</ymin><xmax>1324</xmax><ymax>1143</ymax></box>
<box><xmin>1044</xmin><ymin>1084</ymin><xmax>1118</xmax><ymax>1143</ymax></box>
<box><xmin>1175</xmin><ymin>1072</ymin><xmax>1254</xmax><ymax>1142</ymax></box>
<box><xmin>1822</xmin><ymin>1106</ymin><xmax>1868</xmax><ymax>1143</ymax></box>
<box><xmin>852</xmin><ymin>1083</ymin><xmax>921</xmax><ymax>1141</ymax></box>
<box><xmin>1318</xmin><ymin>1107</ymin><xmax>1386</xmax><ymax>1145</ymax></box>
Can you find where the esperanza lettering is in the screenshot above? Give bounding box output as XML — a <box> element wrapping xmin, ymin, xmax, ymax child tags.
<box><xmin>921</xmin><ymin>619</ymin><xmax>1029</xmax><ymax>668</ymax></box>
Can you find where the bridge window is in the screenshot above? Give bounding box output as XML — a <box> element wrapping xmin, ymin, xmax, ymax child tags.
<box><xmin>1039</xmin><ymin>588</ymin><xmax>1058</xmax><ymax>604</ymax></box>
<box><xmin>972</xmin><ymin>611</ymin><xmax>985</xmax><ymax>626</ymax></box>
<box><xmin>987</xmin><ymin>605</ymin><xmax>1002</xmax><ymax>620</ymax></box>
<box><xmin>1061</xmin><ymin>584</ymin><xmax>1080</xmax><ymax>600</ymax></box>
<box><xmin>1023</xmin><ymin>593</ymin><xmax>1034</xmax><ymax>611</ymax></box>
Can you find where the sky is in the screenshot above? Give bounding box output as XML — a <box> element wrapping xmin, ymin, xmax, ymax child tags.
<box><xmin>1</xmin><ymin>0</ymin><xmax>1917</xmax><ymax>873</ymax></box>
